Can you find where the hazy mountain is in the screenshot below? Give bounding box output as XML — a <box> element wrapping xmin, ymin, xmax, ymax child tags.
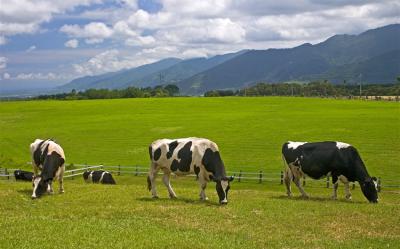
<box><xmin>60</xmin><ymin>58</ymin><xmax>181</xmax><ymax>91</ymax></box>
<box><xmin>178</xmin><ymin>24</ymin><xmax>400</xmax><ymax>94</ymax></box>
<box><xmin>61</xmin><ymin>51</ymin><xmax>245</xmax><ymax>91</ymax></box>
<box><xmin>123</xmin><ymin>50</ymin><xmax>247</xmax><ymax>88</ymax></box>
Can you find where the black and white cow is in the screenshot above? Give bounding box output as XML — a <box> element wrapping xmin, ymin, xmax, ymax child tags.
<box><xmin>14</xmin><ymin>170</ymin><xmax>34</xmax><ymax>181</ymax></box>
<box><xmin>282</xmin><ymin>141</ymin><xmax>378</xmax><ymax>203</ymax></box>
<box><xmin>148</xmin><ymin>137</ymin><xmax>234</xmax><ymax>204</ymax></box>
<box><xmin>83</xmin><ymin>170</ymin><xmax>116</xmax><ymax>184</ymax></box>
<box><xmin>30</xmin><ymin>139</ymin><xmax>66</xmax><ymax>199</ymax></box>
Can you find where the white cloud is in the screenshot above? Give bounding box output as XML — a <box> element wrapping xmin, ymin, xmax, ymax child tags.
<box><xmin>0</xmin><ymin>57</ymin><xmax>8</xmax><ymax>69</ymax></box>
<box><xmin>60</xmin><ymin>22</ymin><xmax>113</xmax><ymax>44</ymax></box>
<box><xmin>0</xmin><ymin>0</ymin><xmax>102</xmax><ymax>37</ymax></box>
<box><xmin>26</xmin><ymin>45</ymin><xmax>37</xmax><ymax>52</ymax></box>
<box><xmin>3</xmin><ymin>72</ymin><xmax>11</xmax><ymax>79</ymax></box>
<box><xmin>64</xmin><ymin>39</ymin><xmax>79</xmax><ymax>48</ymax></box>
<box><xmin>72</xmin><ymin>49</ymin><xmax>151</xmax><ymax>75</ymax></box>
<box><xmin>0</xmin><ymin>36</ymin><xmax>7</xmax><ymax>45</ymax></box>
<box><xmin>15</xmin><ymin>72</ymin><xmax>66</xmax><ymax>80</ymax></box>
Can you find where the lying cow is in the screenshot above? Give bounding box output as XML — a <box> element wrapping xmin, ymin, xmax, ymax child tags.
<box><xmin>148</xmin><ymin>137</ymin><xmax>234</xmax><ymax>204</ymax></box>
<box><xmin>83</xmin><ymin>170</ymin><xmax>116</xmax><ymax>184</ymax></box>
<box><xmin>30</xmin><ymin>139</ymin><xmax>65</xmax><ymax>199</ymax></box>
<box><xmin>14</xmin><ymin>170</ymin><xmax>34</xmax><ymax>181</ymax></box>
<box><xmin>282</xmin><ymin>141</ymin><xmax>378</xmax><ymax>203</ymax></box>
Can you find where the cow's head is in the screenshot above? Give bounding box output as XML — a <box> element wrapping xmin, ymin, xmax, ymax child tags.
<box><xmin>360</xmin><ymin>177</ymin><xmax>378</xmax><ymax>203</ymax></box>
<box><xmin>215</xmin><ymin>176</ymin><xmax>234</xmax><ymax>204</ymax></box>
<box><xmin>31</xmin><ymin>176</ymin><xmax>50</xmax><ymax>199</ymax></box>
<box><xmin>83</xmin><ymin>171</ymin><xmax>90</xmax><ymax>182</ymax></box>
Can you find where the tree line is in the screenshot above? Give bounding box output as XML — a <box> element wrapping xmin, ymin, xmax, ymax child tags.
<box><xmin>204</xmin><ymin>81</ymin><xmax>400</xmax><ymax>98</ymax></box>
<box><xmin>34</xmin><ymin>84</ymin><xmax>180</xmax><ymax>100</ymax></box>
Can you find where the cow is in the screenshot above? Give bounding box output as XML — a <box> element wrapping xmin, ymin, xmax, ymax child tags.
<box><xmin>30</xmin><ymin>139</ymin><xmax>65</xmax><ymax>199</ymax></box>
<box><xmin>14</xmin><ymin>170</ymin><xmax>34</xmax><ymax>181</ymax></box>
<box><xmin>282</xmin><ymin>141</ymin><xmax>378</xmax><ymax>203</ymax></box>
<box><xmin>83</xmin><ymin>170</ymin><xmax>116</xmax><ymax>184</ymax></box>
<box><xmin>147</xmin><ymin>137</ymin><xmax>234</xmax><ymax>204</ymax></box>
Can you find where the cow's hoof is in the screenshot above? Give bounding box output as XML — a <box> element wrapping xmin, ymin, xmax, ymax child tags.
<box><xmin>169</xmin><ymin>195</ymin><xmax>177</xmax><ymax>199</ymax></box>
<box><xmin>31</xmin><ymin>196</ymin><xmax>37</xmax><ymax>200</ymax></box>
<box><xmin>59</xmin><ymin>190</ymin><xmax>65</xmax><ymax>194</ymax></box>
<box><xmin>301</xmin><ymin>195</ymin><xmax>309</xmax><ymax>199</ymax></box>
<box><xmin>200</xmin><ymin>197</ymin><xmax>209</xmax><ymax>201</ymax></box>
<box><xmin>345</xmin><ymin>196</ymin><xmax>352</xmax><ymax>200</ymax></box>
<box><xmin>287</xmin><ymin>193</ymin><xmax>292</xmax><ymax>197</ymax></box>
<box><xmin>152</xmin><ymin>196</ymin><xmax>159</xmax><ymax>199</ymax></box>
<box><xmin>331</xmin><ymin>196</ymin><xmax>337</xmax><ymax>200</ymax></box>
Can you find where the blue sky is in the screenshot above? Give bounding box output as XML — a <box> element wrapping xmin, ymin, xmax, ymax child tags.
<box><xmin>0</xmin><ymin>0</ymin><xmax>399</xmax><ymax>92</ymax></box>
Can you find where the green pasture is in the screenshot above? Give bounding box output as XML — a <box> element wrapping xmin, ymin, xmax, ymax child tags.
<box><xmin>0</xmin><ymin>177</ymin><xmax>399</xmax><ymax>249</ymax></box>
<box><xmin>0</xmin><ymin>97</ymin><xmax>399</xmax><ymax>248</ymax></box>
<box><xmin>0</xmin><ymin>97</ymin><xmax>399</xmax><ymax>177</ymax></box>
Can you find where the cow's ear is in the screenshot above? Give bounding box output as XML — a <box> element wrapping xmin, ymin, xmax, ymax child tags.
<box><xmin>371</xmin><ymin>177</ymin><xmax>377</xmax><ymax>181</ymax></box>
<box><xmin>228</xmin><ymin>176</ymin><xmax>234</xmax><ymax>182</ymax></box>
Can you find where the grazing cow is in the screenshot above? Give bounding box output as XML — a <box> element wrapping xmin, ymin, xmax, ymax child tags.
<box><xmin>83</xmin><ymin>170</ymin><xmax>116</xmax><ymax>184</ymax></box>
<box><xmin>282</xmin><ymin>141</ymin><xmax>378</xmax><ymax>203</ymax></box>
<box><xmin>148</xmin><ymin>137</ymin><xmax>234</xmax><ymax>204</ymax></box>
<box><xmin>14</xmin><ymin>170</ymin><xmax>34</xmax><ymax>181</ymax></box>
<box><xmin>30</xmin><ymin>139</ymin><xmax>65</xmax><ymax>199</ymax></box>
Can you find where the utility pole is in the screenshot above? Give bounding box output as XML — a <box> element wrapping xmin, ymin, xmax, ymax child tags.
<box><xmin>359</xmin><ymin>74</ymin><xmax>362</xmax><ymax>98</ymax></box>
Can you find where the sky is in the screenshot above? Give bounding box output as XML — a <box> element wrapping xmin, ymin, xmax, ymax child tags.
<box><xmin>0</xmin><ymin>0</ymin><xmax>399</xmax><ymax>92</ymax></box>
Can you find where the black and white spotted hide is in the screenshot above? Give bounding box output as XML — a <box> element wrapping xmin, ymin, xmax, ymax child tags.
<box><xmin>148</xmin><ymin>137</ymin><xmax>234</xmax><ymax>204</ymax></box>
<box><xmin>282</xmin><ymin>141</ymin><xmax>378</xmax><ymax>203</ymax></box>
<box><xmin>14</xmin><ymin>170</ymin><xmax>34</xmax><ymax>181</ymax></box>
<box><xmin>30</xmin><ymin>139</ymin><xmax>66</xmax><ymax>199</ymax></box>
<box><xmin>83</xmin><ymin>170</ymin><xmax>116</xmax><ymax>184</ymax></box>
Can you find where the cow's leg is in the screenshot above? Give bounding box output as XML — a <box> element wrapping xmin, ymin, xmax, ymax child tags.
<box><xmin>283</xmin><ymin>167</ymin><xmax>293</xmax><ymax>197</ymax></box>
<box><xmin>148</xmin><ymin>163</ymin><xmax>159</xmax><ymax>198</ymax></box>
<box><xmin>58</xmin><ymin>165</ymin><xmax>65</xmax><ymax>193</ymax></box>
<box><xmin>198</xmin><ymin>176</ymin><xmax>208</xmax><ymax>201</ymax></box>
<box><xmin>339</xmin><ymin>176</ymin><xmax>352</xmax><ymax>200</ymax></box>
<box><xmin>290</xmin><ymin>165</ymin><xmax>309</xmax><ymax>198</ymax></box>
<box><xmin>331</xmin><ymin>175</ymin><xmax>339</xmax><ymax>200</ymax></box>
<box><xmin>293</xmin><ymin>177</ymin><xmax>309</xmax><ymax>198</ymax></box>
<box><xmin>162</xmin><ymin>170</ymin><xmax>177</xmax><ymax>199</ymax></box>
<box><xmin>47</xmin><ymin>180</ymin><xmax>54</xmax><ymax>194</ymax></box>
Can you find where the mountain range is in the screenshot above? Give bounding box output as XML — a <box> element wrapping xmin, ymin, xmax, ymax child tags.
<box><xmin>60</xmin><ymin>24</ymin><xmax>400</xmax><ymax>95</ymax></box>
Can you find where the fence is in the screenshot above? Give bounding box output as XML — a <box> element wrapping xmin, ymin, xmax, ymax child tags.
<box><xmin>1</xmin><ymin>164</ymin><xmax>400</xmax><ymax>192</ymax></box>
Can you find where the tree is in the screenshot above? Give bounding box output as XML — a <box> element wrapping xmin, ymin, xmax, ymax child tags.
<box><xmin>164</xmin><ymin>84</ymin><xmax>180</xmax><ymax>96</ymax></box>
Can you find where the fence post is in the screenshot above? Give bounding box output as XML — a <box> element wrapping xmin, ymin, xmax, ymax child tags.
<box><xmin>118</xmin><ymin>165</ymin><xmax>121</xmax><ymax>176</ymax></box>
<box><xmin>280</xmin><ymin>171</ymin><xmax>283</xmax><ymax>185</ymax></box>
<box><xmin>326</xmin><ymin>176</ymin><xmax>330</xmax><ymax>188</ymax></box>
<box><xmin>259</xmin><ymin>171</ymin><xmax>263</xmax><ymax>183</ymax></box>
<box><xmin>5</xmin><ymin>168</ymin><xmax>9</xmax><ymax>180</ymax></box>
<box><xmin>302</xmin><ymin>176</ymin><xmax>306</xmax><ymax>186</ymax></box>
<box><xmin>238</xmin><ymin>170</ymin><xmax>242</xmax><ymax>182</ymax></box>
<box><xmin>352</xmin><ymin>183</ymin><xmax>355</xmax><ymax>190</ymax></box>
<box><xmin>377</xmin><ymin>177</ymin><xmax>381</xmax><ymax>192</ymax></box>
<box><xmin>135</xmin><ymin>165</ymin><xmax>138</xmax><ymax>176</ymax></box>
<box><xmin>71</xmin><ymin>170</ymin><xmax>74</xmax><ymax>180</ymax></box>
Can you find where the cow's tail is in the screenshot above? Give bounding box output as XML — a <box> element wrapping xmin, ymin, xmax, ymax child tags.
<box><xmin>147</xmin><ymin>175</ymin><xmax>152</xmax><ymax>191</ymax></box>
<box><xmin>281</xmin><ymin>153</ymin><xmax>292</xmax><ymax>181</ymax></box>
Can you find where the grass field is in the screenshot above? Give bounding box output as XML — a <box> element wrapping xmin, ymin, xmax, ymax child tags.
<box><xmin>1</xmin><ymin>177</ymin><xmax>399</xmax><ymax>249</ymax></box>
<box><xmin>0</xmin><ymin>97</ymin><xmax>399</xmax><ymax>175</ymax></box>
<box><xmin>0</xmin><ymin>97</ymin><xmax>399</xmax><ymax>248</ymax></box>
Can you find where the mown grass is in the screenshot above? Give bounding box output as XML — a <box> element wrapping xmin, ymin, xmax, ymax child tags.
<box><xmin>1</xmin><ymin>177</ymin><xmax>399</xmax><ymax>249</ymax></box>
<box><xmin>0</xmin><ymin>97</ymin><xmax>399</xmax><ymax>248</ymax></box>
<box><xmin>0</xmin><ymin>97</ymin><xmax>399</xmax><ymax>177</ymax></box>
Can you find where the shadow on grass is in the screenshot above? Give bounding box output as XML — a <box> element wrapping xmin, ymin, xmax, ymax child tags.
<box><xmin>136</xmin><ymin>196</ymin><xmax>221</xmax><ymax>207</ymax></box>
<box><xmin>271</xmin><ymin>195</ymin><xmax>365</xmax><ymax>204</ymax></box>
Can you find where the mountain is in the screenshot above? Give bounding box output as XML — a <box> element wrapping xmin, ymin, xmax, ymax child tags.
<box><xmin>178</xmin><ymin>24</ymin><xmax>400</xmax><ymax>94</ymax></box>
<box><xmin>122</xmin><ymin>50</ymin><xmax>247</xmax><ymax>88</ymax></box>
<box><xmin>60</xmin><ymin>58</ymin><xmax>181</xmax><ymax>91</ymax></box>
<box><xmin>61</xmin><ymin>24</ymin><xmax>400</xmax><ymax>95</ymax></box>
<box><xmin>61</xmin><ymin>51</ymin><xmax>245</xmax><ymax>91</ymax></box>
